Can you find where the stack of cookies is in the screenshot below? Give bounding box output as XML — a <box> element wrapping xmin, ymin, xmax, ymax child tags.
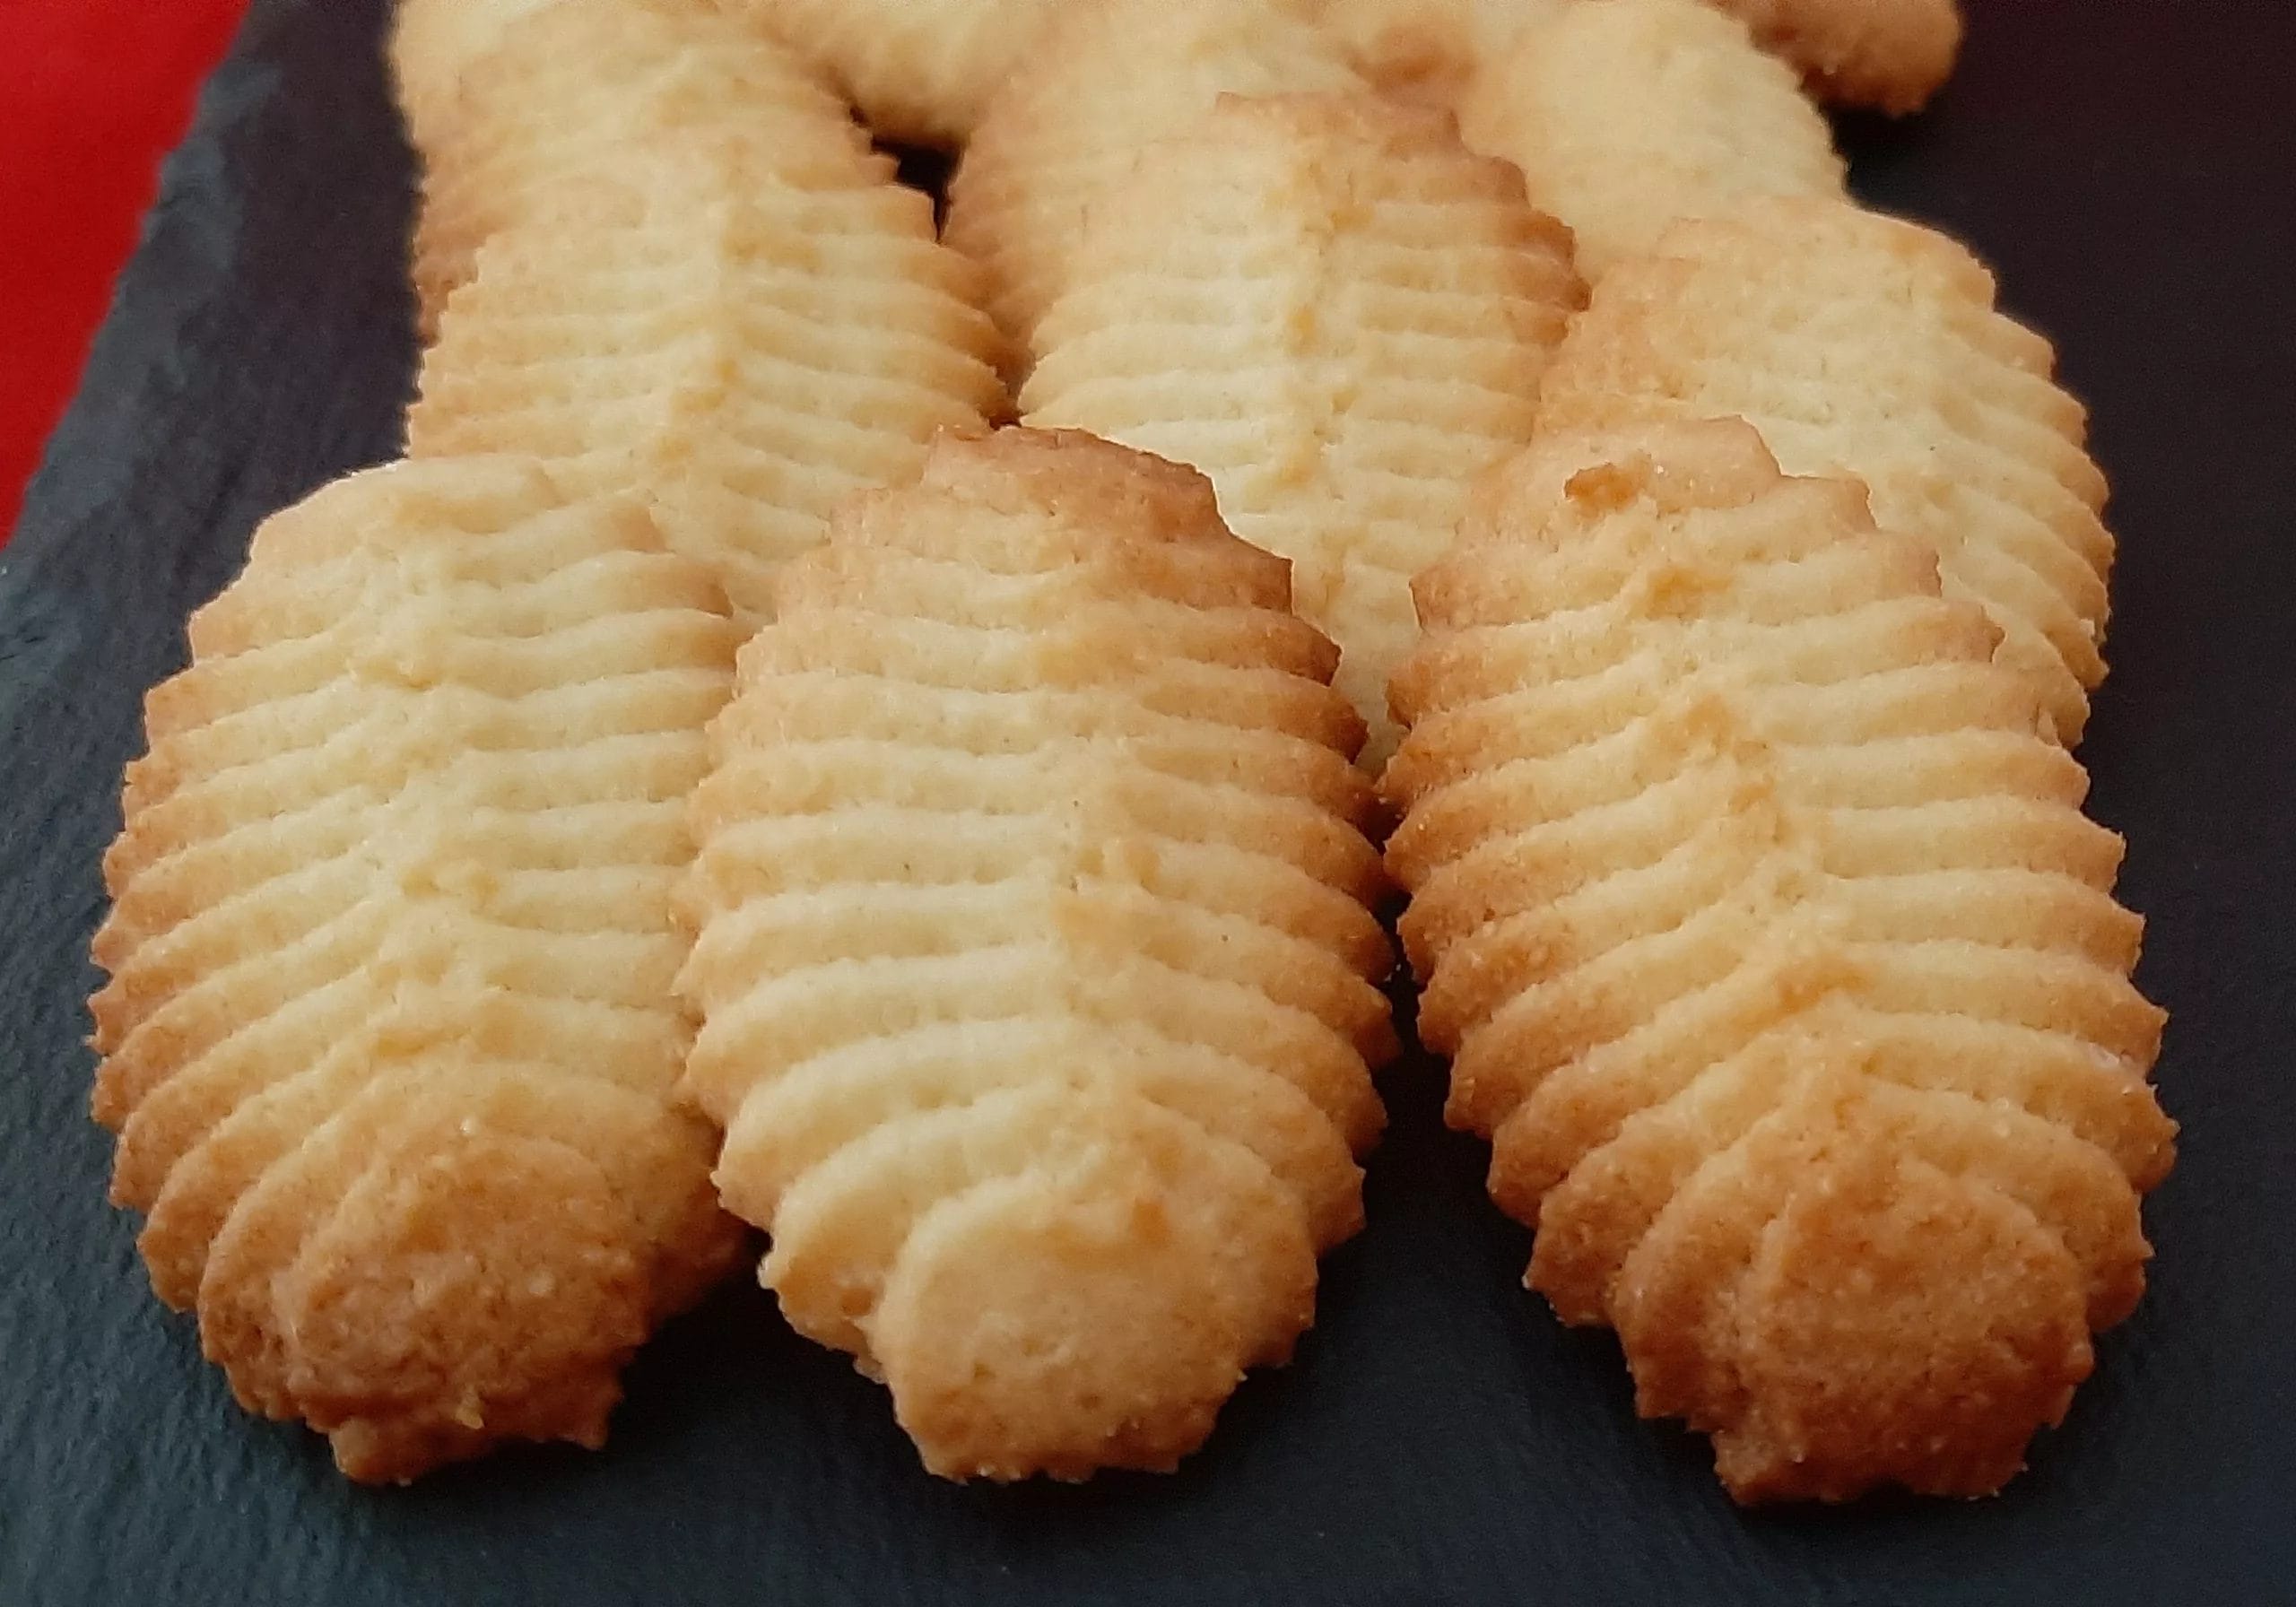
<box><xmin>88</xmin><ymin>0</ymin><xmax>2173</xmax><ymax>1508</ymax></box>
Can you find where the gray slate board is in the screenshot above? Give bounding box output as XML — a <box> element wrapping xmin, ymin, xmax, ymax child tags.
<box><xmin>3</xmin><ymin>0</ymin><xmax>2292</xmax><ymax>1602</ymax></box>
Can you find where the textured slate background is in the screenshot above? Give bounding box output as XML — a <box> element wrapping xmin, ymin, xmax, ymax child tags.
<box><xmin>3</xmin><ymin>1</ymin><xmax>2292</xmax><ymax>1602</ymax></box>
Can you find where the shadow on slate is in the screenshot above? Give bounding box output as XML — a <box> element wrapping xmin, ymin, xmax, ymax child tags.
<box><xmin>3</xmin><ymin>0</ymin><xmax>2292</xmax><ymax>1602</ymax></box>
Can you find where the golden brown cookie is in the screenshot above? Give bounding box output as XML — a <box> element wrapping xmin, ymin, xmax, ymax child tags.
<box><xmin>677</xmin><ymin>428</ymin><xmax>1396</xmax><ymax>1481</ymax></box>
<box><xmin>1537</xmin><ymin>196</ymin><xmax>2112</xmax><ymax>744</ymax></box>
<box><xmin>394</xmin><ymin>0</ymin><xmax>879</xmax><ymax>340</ymax></box>
<box><xmin>1021</xmin><ymin>91</ymin><xmax>1582</xmax><ymax>766</ymax></box>
<box><xmin>1709</xmin><ymin>0</ymin><xmax>1961</xmax><ymax>114</ymax></box>
<box><xmin>719</xmin><ymin>0</ymin><xmax>1066</xmax><ymax>146</ymax></box>
<box><xmin>944</xmin><ymin>0</ymin><xmax>1363</xmax><ymax>359</ymax></box>
<box><xmin>1382</xmin><ymin>420</ymin><xmax>2172</xmax><ymax>1501</ymax></box>
<box><xmin>1457</xmin><ymin>0</ymin><xmax>1844</xmax><ymax>280</ymax></box>
<box><xmin>405</xmin><ymin>149</ymin><xmax>1006</xmax><ymax>623</ymax></box>
<box><xmin>89</xmin><ymin>456</ymin><xmax>747</xmax><ymax>1481</ymax></box>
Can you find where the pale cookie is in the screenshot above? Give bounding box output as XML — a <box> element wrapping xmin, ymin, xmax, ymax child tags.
<box><xmin>677</xmin><ymin>428</ymin><xmax>1396</xmax><ymax>1481</ymax></box>
<box><xmin>89</xmin><ymin>456</ymin><xmax>748</xmax><ymax>1482</ymax></box>
<box><xmin>944</xmin><ymin>0</ymin><xmax>1363</xmax><ymax>360</ymax></box>
<box><xmin>1021</xmin><ymin>92</ymin><xmax>1582</xmax><ymax>767</ymax></box>
<box><xmin>1538</xmin><ymin>195</ymin><xmax>2112</xmax><ymax>744</ymax></box>
<box><xmin>406</xmin><ymin>149</ymin><xmax>1006</xmax><ymax>623</ymax></box>
<box><xmin>387</xmin><ymin>0</ymin><xmax>558</xmax><ymax>154</ymax></box>
<box><xmin>396</xmin><ymin>0</ymin><xmax>879</xmax><ymax>340</ymax></box>
<box><xmin>1305</xmin><ymin>0</ymin><xmax>1565</xmax><ymax>104</ymax></box>
<box><xmin>1382</xmin><ymin>420</ymin><xmax>2172</xmax><ymax>1501</ymax></box>
<box><xmin>1309</xmin><ymin>0</ymin><xmax>1959</xmax><ymax>113</ymax></box>
<box><xmin>1457</xmin><ymin>0</ymin><xmax>1844</xmax><ymax>281</ymax></box>
<box><xmin>720</xmin><ymin>0</ymin><xmax>1066</xmax><ymax>147</ymax></box>
<box><xmin>1709</xmin><ymin>0</ymin><xmax>1961</xmax><ymax>114</ymax></box>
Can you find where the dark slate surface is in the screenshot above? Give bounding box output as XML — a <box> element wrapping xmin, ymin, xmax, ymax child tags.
<box><xmin>3</xmin><ymin>1</ymin><xmax>2291</xmax><ymax>1601</ymax></box>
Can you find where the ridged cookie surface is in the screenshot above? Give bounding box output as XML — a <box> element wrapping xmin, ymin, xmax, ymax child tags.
<box><xmin>1457</xmin><ymin>0</ymin><xmax>1844</xmax><ymax>280</ymax></box>
<box><xmin>1709</xmin><ymin>0</ymin><xmax>1961</xmax><ymax>113</ymax></box>
<box><xmin>722</xmin><ymin>0</ymin><xmax>1065</xmax><ymax>146</ymax></box>
<box><xmin>89</xmin><ymin>457</ymin><xmax>747</xmax><ymax>1481</ymax></box>
<box><xmin>944</xmin><ymin>0</ymin><xmax>1364</xmax><ymax>359</ymax></box>
<box><xmin>677</xmin><ymin>428</ymin><xmax>1395</xmax><ymax>1481</ymax></box>
<box><xmin>1022</xmin><ymin>92</ymin><xmax>1582</xmax><ymax>766</ymax></box>
<box><xmin>405</xmin><ymin>152</ymin><xmax>1005</xmax><ymax>624</ymax></box>
<box><xmin>1383</xmin><ymin>421</ymin><xmax>2172</xmax><ymax>1501</ymax></box>
<box><xmin>1537</xmin><ymin>196</ymin><xmax>2111</xmax><ymax>744</ymax></box>
<box><xmin>394</xmin><ymin>0</ymin><xmax>881</xmax><ymax>337</ymax></box>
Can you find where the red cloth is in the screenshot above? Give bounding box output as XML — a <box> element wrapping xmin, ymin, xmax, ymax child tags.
<box><xmin>0</xmin><ymin>0</ymin><xmax>251</xmax><ymax>542</ymax></box>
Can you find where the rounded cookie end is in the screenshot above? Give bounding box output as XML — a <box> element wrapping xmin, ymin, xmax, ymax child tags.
<box><xmin>870</xmin><ymin>1152</ymin><xmax>1316</xmax><ymax>1482</ymax></box>
<box><xmin>270</xmin><ymin>1128</ymin><xmax>653</xmax><ymax>1482</ymax></box>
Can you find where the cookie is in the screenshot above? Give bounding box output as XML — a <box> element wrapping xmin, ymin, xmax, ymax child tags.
<box><xmin>1537</xmin><ymin>196</ymin><xmax>2112</xmax><ymax>743</ymax></box>
<box><xmin>1457</xmin><ymin>0</ymin><xmax>1844</xmax><ymax>280</ymax></box>
<box><xmin>677</xmin><ymin>428</ymin><xmax>1395</xmax><ymax>1480</ymax></box>
<box><xmin>1306</xmin><ymin>0</ymin><xmax>1564</xmax><ymax>104</ymax></box>
<box><xmin>1309</xmin><ymin>0</ymin><xmax>1959</xmax><ymax>113</ymax></box>
<box><xmin>1382</xmin><ymin>420</ymin><xmax>2172</xmax><ymax>1500</ymax></box>
<box><xmin>388</xmin><ymin>0</ymin><xmax>556</xmax><ymax>152</ymax></box>
<box><xmin>944</xmin><ymin>0</ymin><xmax>1364</xmax><ymax>359</ymax></box>
<box><xmin>395</xmin><ymin>0</ymin><xmax>879</xmax><ymax>339</ymax></box>
<box><xmin>722</xmin><ymin>0</ymin><xmax>1066</xmax><ymax>146</ymax></box>
<box><xmin>1021</xmin><ymin>91</ymin><xmax>1582</xmax><ymax>766</ymax></box>
<box><xmin>89</xmin><ymin>456</ymin><xmax>747</xmax><ymax>1481</ymax></box>
<box><xmin>405</xmin><ymin>149</ymin><xmax>1006</xmax><ymax>622</ymax></box>
<box><xmin>1709</xmin><ymin>0</ymin><xmax>1961</xmax><ymax>113</ymax></box>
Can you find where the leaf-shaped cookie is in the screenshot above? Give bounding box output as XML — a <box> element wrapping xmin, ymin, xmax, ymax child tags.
<box><xmin>1307</xmin><ymin>0</ymin><xmax>1960</xmax><ymax>112</ymax></box>
<box><xmin>1457</xmin><ymin>0</ymin><xmax>1844</xmax><ymax>281</ymax></box>
<box><xmin>1383</xmin><ymin>420</ymin><xmax>2171</xmax><ymax>1501</ymax></box>
<box><xmin>1538</xmin><ymin>196</ymin><xmax>2112</xmax><ymax>744</ymax></box>
<box><xmin>406</xmin><ymin>148</ymin><xmax>1005</xmax><ymax>623</ymax></box>
<box><xmin>393</xmin><ymin>0</ymin><xmax>881</xmax><ymax>337</ymax></box>
<box><xmin>1305</xmin><ymin>0</ymin><xmax>1565</xmax><ymax>104</ymax></box>
<box><xmin>90</xmin><ymin>456</ymin><xmax>745</xmax><ymax>1481</ymax></box>
<box><xmin>944</xmin><ymin>0</ymin><xmax>1365</xmax><ymax>360</ymax></box>
<box><xmin>678</xmin><ymin>428</ymin><xmax>1395</xmax><ymax>1480</ymax></box>
<box><xmin>1022</xmin><ymin>91</ymin><xmax>1583</xmax><ymax>765</ymax></box>
<box><xmin>1709</xmin><ymin>0</ymin><xmax>1961</xmax><ymax>114</ymax></box>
